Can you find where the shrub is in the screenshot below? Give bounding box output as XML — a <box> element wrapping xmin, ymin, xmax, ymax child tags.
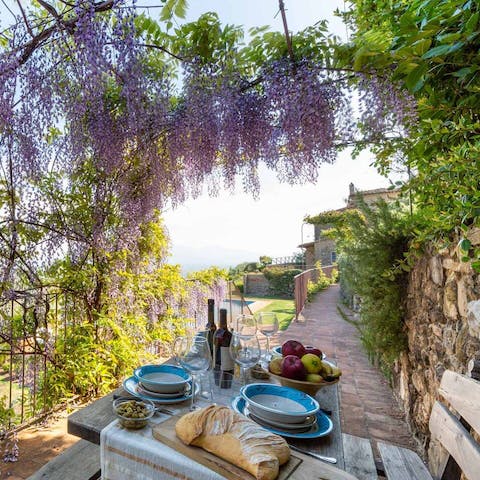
<box><xmin>306</xmin><ymin>261</ymin><xmax>334</xmax><ymax>301</ymax></box>
<box><xmin>330</xmin><ymin>200</ymin><xmax>417</xmax><ymax>371</ymax></box>
<box><xmin>263</xmin><ymin>267</ymin><xmax>302</xmax><ymax>297</ymax></box>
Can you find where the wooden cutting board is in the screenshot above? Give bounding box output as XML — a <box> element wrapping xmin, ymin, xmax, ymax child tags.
<box><xmin>152</xmin><ymin>416</ymin><xmax>360</xmax><ymax>480</ymax></box>
<box><xmin>152</xmin><ymin>416</ymin><xmax>301</xmax><ymax>480</ymax></box>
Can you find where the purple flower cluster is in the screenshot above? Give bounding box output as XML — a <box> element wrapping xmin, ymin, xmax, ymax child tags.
<box><xmin>356</xmin><ymin>73</ymin><xmax>417</xmax><ymax>139</ymax></box>
<box><xmin>2</xmin><ymin>432</ymin><xmax>19</xmax><ymax>463</ymax></box>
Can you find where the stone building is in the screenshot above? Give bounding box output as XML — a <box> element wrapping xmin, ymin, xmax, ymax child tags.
<box><xmin>300</xmin><ymin>183</ymin><xmax>400</xmax><ymax>267</ymax></box>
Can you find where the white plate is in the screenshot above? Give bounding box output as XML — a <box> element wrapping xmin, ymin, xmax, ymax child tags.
<box><xmin>137</xmin><ymin>383</ymin><xmax>190</xmax><ymax>399</ymax></box>
<box><xmin>245</xmin><ymin>403</ymin><xmax>317</xmax><ymax>430</ymax></box>
<box><xmin>123</xmin><ymin>376</ymin><xmax>198</xmax><ymax>404</ymax></box>
<box><xmin>245</xmin><ymin>409</ymin><xmax>311</xmax><ymax>433</ymax></box>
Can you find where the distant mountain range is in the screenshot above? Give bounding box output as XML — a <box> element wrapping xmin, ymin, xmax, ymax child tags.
<box><xmin>169</xmin><ymin>244</ymin><xmax>261</xmax><ymax>274</ymax></box>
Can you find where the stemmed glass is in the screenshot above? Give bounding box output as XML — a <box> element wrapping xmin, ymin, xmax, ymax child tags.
<box><xmin>256</xmin><ymin>312</ymin><xmax>279</xmax><ymax>365</ymax></box>
<box><xmin>229</xmin><ymin>332</ymin><xmax>261</xmax><ymax>385</ymax></box>
<box><xmin>174</xmin><ymin>335</ymin><xmax>211</xmax><ymax>410</ymax></box>
<box><xmin>235</xmin><ymin>314</ymin><xmax>257</xmax><ymax>337</ymax></box>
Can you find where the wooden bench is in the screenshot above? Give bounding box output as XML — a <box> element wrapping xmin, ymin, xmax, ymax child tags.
<box><xmin>27</xmin><ymin>439</ymin><xmax>100</xmax><ymax>480</ymax></box>
<box><xmin>377</xmin><ymin>368</ymin><xmax>480</xmax><ymax>480</ymax></box>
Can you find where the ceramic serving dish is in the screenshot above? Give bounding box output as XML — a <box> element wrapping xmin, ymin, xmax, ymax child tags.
<box><xmin>245</xmin><ymin>406</ymin><xmax>317</xmax><ymax>430</ymax></box>
<box><xmin>123</xmin><ymin>376</ymin><xmax>198</xmax><ymax>404</ymax></box>
<box><xmin>240</xmin><ymin>383</ymin><xmax>319</xmax><ymax>424</ymax></box>
<box><xmin>232</xmin><ymin>396</ymin><xmax>333</xmax><ymax>439</ymax></box>
<box><xmin>134</xmin><ymin>364</ymin><xmax>191</xmax><ymax>393</ymax></box>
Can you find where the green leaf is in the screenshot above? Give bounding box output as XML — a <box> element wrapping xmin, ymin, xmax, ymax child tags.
<box><xmin>452</xmin><ymin>66</ymin><xmax>475</xmax><ymax>78</ymax></box>
<box><xmin>472</xmin><ymin>261</ymin><xmax>480</xmax><ymax>272</ymax></box>
<box><xmin>458</xmin><ymin>238</ymin><xmax>472</xmax><ymax>251</ymax></box>
<box><xmin>406</xmin><ymin>64</ymin><xmax>428</xmax><ymax>91</ymax></box>
<box><xmin>160</xmin><ymin>0</ymin><xmax>188</xmax><ymax>21</ymax></box>
<box><xmin>465</xmin><ymin>12</ymin><xmax>479</xmax><ymax>33</ymax></box>
<box><xmin>411</xmin><ymin>38</ymin><xmax>432</xmax><ymax>55</ymax></box>
<box><xmin>422</xmin><ymin>43</ymin><xmax>459</xmax><ymax>58</ymax></box>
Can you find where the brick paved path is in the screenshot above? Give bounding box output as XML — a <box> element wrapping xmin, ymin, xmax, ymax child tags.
<box><xmin>274</xmin><ymin>284</ymin><xmax>417</xmax><ymax>459</ymax></box>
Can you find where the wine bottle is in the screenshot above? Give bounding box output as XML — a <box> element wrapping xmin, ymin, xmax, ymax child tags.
<box><xmin>213</xmin><ymin>308</ymin><xmax>234</xmax><ymax>388</ymax></box>
<box><xmin>206</xmin><ymin>298</ymin><xmax>216</xmax><ymax>358</ymax></box>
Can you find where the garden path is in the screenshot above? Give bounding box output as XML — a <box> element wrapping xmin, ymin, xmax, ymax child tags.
<box><xmin>271</xmin><ymin>284</ymin><xmax>418</xmax><ymax>460</ymax></box>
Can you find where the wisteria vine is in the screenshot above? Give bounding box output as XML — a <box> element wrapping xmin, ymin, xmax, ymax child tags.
<box><xmin>0</xmin><ymin>0</ymin><xmax>416</xmax><ymax>308</ymax></box>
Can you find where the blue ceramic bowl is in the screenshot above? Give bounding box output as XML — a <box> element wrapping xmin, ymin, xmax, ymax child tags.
<box><xmin>240</xmin><ymin>383</ymin><xmax>319</xmax><ymax>424</ymax></box>
<box><xmin>134</xmin><ymin>364</ymin><xmax>191</xmax><ymax>394</ymax></box>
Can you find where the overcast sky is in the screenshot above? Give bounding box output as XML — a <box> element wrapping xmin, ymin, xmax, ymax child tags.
<box><xmin>0</xmin><ymin>1</ymin><xmax>401</xmax><ymax>272</ymax></box>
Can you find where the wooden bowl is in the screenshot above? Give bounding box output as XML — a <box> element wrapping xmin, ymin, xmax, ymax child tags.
<box><xmin>268</xmin><ymin>372</ymin><xmax>339</xmax><ymax>396</ymax></box>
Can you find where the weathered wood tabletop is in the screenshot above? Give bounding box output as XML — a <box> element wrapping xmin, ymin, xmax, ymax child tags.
<box><xmin>68</xmin><ymin>372</ymin><xmax>345</xmax><ymax>470</ymax></box>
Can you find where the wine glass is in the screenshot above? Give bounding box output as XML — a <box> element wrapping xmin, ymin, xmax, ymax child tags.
<box><xmin>256</xmin><ymin>312</ymin><xmax>279</xmax><ymax>365</ymax></box>
<box><xmin>174</xmin><ymin>336</ymin><xmax>211</xmax><ymax>410</ymax></box>
<box><xmin>229</xmin><ymin>333</ymin><xmax>261</xmax><ymax>385</ymax></box>
<box><xmin>235</xmin><ymin>314</ymin><xmax>257</xmax><ymax>337</ymax></box>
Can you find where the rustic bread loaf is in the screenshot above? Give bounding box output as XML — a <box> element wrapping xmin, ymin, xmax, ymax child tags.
<box><xmin>175</xmin><ymin>405</ymin><xmax>290</xmax><ymax>480</ymax></box>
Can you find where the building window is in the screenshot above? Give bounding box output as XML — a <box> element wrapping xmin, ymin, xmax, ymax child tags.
<box><xmin>331</xmin><ymin>251</ymin><xmax>337</xmax><ymax>263</ymax></box>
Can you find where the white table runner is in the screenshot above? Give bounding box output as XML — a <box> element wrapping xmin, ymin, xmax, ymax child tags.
<box><xmin>100</xmin><ymin>412</ymin><xmax>225</xmax><ymax>480</ymax></box>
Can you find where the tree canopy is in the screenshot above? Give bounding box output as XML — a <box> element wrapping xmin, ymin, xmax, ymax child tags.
<box><xmin>342</xmin><ymin>0</ymin><xmax>480</xmax><ymax>267</ymax></box>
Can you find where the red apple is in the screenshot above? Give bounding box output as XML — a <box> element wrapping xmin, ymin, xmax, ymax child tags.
<box><xmin>304</xmin><ymin>346</ymin><xmax>323</xmax><ymax>358</ymax></box>
<box><xmin>281</xmin><ymin>355</ymin><xmax>307</xmax><ymax>380</ymax></box>
<box><xmin>281</xmin><ymin>340</ymin><xmax>306</xmax><ymax>358</ymax></box>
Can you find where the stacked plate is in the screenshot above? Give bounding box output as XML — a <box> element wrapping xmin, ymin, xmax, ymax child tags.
<box><xmin>231</xmin><ymin>383</ymin><xmax>333</xmax><ymax>439</ymax></box>
<box><xmin>123</xmin><ymin>364</ymin><xmax>198</xmax><ymax>404</ymax></box>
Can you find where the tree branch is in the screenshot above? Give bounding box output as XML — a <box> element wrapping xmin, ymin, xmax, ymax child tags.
<box><xmin>279</xmin><ymin>0</ymin><xmax>295</xmax><ymax>63</ymax></box>
<box><xmin>137</xmin><ymin>43</ymin><xmax>186</xmax><ymax>63</ymax></box>
<box><xmin>8</xmin><ymin>0</ymin><xmax>115</xmax><ymax>70</ymax></box>
<box><xmin>16</xmin><ymin>0</ymin><xmax>34</xmax><ymax>37</ymax></box>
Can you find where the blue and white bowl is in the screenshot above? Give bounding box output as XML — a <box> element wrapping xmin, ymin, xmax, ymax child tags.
<box><xmin>240</xmin><ymin>383</ymin><xmax>319</xmax><ymax>424</ymax></box>
<box><xmin>134</xmin><ymin>364</ymin><xmax>191</xmax><ymax>394</ymax></box>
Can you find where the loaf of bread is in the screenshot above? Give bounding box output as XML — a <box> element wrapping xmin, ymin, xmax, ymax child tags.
<box><xmin>175</xmin><ymin>405</ymin><xmax>290</xmax><ymax>480</ymax></box>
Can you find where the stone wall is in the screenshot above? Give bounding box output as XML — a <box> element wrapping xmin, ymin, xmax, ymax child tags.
<box><xmin>393</xmin><ymin>227</ymin><xmax>480</xmax><ymax>452</ymax></box>
<box><xmin>243</xmin><ymin>273</ymin><xmax>270</xmax><ymax>296</ymax></box>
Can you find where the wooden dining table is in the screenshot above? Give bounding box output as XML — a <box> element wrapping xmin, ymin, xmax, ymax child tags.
<box><xmin>67</xmin><ymin>367</ymin><xmax>372</xmax><ymax>479</ymax></box>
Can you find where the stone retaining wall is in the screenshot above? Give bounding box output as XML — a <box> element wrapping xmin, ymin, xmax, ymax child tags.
<box><xmin>393</xmin><ymin>227</ymin><xmax>480</xmax><ymax>452</ymax></box>
<box><xmin>243</xmin><ymin>273</ymin><xmax>270</xmax><ymax>296</ymax></box>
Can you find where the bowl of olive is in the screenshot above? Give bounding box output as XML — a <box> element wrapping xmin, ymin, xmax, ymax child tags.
<box><xmin>113</xmin><ymin>398</ymin><xmax>155</xmax><ymax>429</ymax></box>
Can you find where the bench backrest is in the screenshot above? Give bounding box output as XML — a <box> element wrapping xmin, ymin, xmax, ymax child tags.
<box><xmin>428</xmin><ymin>369</ymin><xmax>480</xmax><ymax>480</ymax></box>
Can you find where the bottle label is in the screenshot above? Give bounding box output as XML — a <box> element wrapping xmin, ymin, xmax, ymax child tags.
<box><xmin>220</xmin><ymin>347</ymin><xmax>234</xmax><ymax>371</ymax></box>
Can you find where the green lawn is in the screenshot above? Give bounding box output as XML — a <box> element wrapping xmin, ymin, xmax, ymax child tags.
<box><xmin>249</xmin><ymin>297</ymin><xmax>295</xmax><ymax>331</ymax></box>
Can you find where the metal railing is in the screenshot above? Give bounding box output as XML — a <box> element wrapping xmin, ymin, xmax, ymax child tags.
<box><xmin>270</xmin><ymin>256</ymin><xmax>306</xmax><ymax>270</ymax></box>
<box><xmin>0</xmin><ymin>290</ymin><xmax>85</xmax><ymax>433</ymax></box>
<box><xmin>293</xmin><ymin>268</ymin><xmax>317</xmax><ymax>320</ymax></box>
<box><xmin>221</xmin><ymin>281</ymin><xmax>253</xmax><ymax>324</ymax></box>
<box><xmin>293</xmin><ymin>265</ymin><xmax>335</xmax><ymax>320</ymax></box>
<box><xmin>0</xmin><ymin>281</ymin><xmax>253</xmax><ymax>434</ymax></box>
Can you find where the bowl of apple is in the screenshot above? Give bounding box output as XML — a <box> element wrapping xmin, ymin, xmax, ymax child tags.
<box><xmin>268</xmin><ymin>340</ymin><xmax>342</xmax><ymax>396</ymax></box>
